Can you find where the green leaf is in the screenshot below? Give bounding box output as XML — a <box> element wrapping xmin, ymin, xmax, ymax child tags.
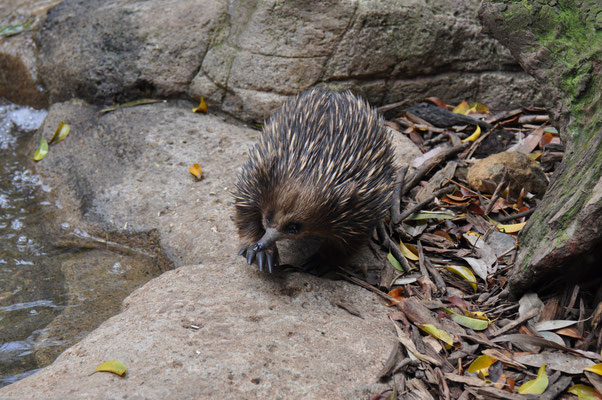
<box><xmin>100</xmin><ymin>99</ymin><xmax>162</xmax><ymax>113</ymax></box>
<box><xmin>568</xmin><ymin>384</ymin><xmax>602</xmax><ymax>400</ymax></box>
<box><xmin>450</xmin><ymin>311</ymin><xmax>490</xmax><ymax>331</ymax></box>
<box><xmin>32</xmin><ymin>137</ymin><xmax>49</xmax><ymax>161</ymax></box>
<box><xmin>404</xmin><ymin>210</ymin><xmax>459</xmax><ymax>221</ymax></box>
<box><xmin>0</xmin><ymin>19</ymin><xmax>33</xmax><ymax>38</ymax></box>
<box><xmin>518</xmin><ymin>363</ymin><xmax>548</xmax><ymax>395</ymax></box>
<box><xmin>387</xmin><ymin>252</ymin><xmax>404</xmax><ymax>272</ymax></box>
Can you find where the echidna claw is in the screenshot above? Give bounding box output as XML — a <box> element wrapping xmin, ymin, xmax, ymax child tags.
<box><xmin>257</xmin><ymin>251</ymin><xmax>266</xmax><ymax>272</ymax></box>
<box><xmin>246</xmin><ymin>249</ymin><xmax>256</xmax><ymax>265</ymax></box>
<box><xmin>237</xmin><ymin>247</ymin><xmax>247</xmax><ymax>257</ymax></box>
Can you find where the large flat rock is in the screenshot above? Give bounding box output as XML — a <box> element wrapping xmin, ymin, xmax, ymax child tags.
<box><xmin>0</xmin><ymin>263</ymin><xmax>394</xmax><ymax>399</ymax></box>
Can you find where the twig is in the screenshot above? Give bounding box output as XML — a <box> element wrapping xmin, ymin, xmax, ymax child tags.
<box><xmin>464</xmin><ymin>122</ymin><xmax>502</xmax><ymax>159</ymax></box>
<box><xmin>497</xmin><ymin>208</ymin><xmax>535</xmax><ymax>222</ymax></box>
<box><xmin>490</xmin><ymin>307</ymin><xmax>540</xmax><ymax>337</ymax></box>
<box><xmin>424</xmin><ymin>256</ymin><xmax>447</xmax><ymax>295</ymax></box>
<box><xmin>396</xmin><ymin>185</ymin><xmax>456</xmax><ymax>223</ymax></box>
<box><xmin>377</xmin><ymin>222</ymin><xmax>411</xmax><ymax>272</ymax></box>
<box><xmin>390</xmin><ymin>165</ymin><xmax>408</xmax><ymax>225</ymax></box>
<box><xmin>484</xmin><ymin>169</ymin><xmax>508</xmax><ymax>215</ymax></box>
<box><xmin>402</xmin><ymin>143</ymin><xmax>470</xmax><ymax>195</ymax></box>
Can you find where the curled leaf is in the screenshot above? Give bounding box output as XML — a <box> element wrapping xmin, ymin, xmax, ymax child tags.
<box><xmin>518</xmin><ymin>363</ymin><xmax>548</xmax><ymax>395</ymax></box>
<box><xmin>32</xmin><ymin>137</ymin><xmax>49</xmax><ymax>161</ymax></box>
<box><xmin>399</xmin><ymin>241</ymin><xmax>419</xmax><ymax>261</ymax></box>
<box><xmin>445</xmin><ymin>265</ymin><xmax>477</xmax><ymax>292</ymax></box>
<box><xmin>491</xmin><ymin>220</ymin><xmax>527</xmax><ymax>234</ymax></box>
<box><xmin>93</xmin><ymin>360</ymin><xmax>127</xmax><ymax>377</ymax></box>
<box><xmin>189</xmin><ymin>163</ymin><xmax>203</xmax><ymax>180</ymax></box>
<box><xmin>467</xmin><ymin>354</ymin><xmax>497</xmax><ymax>375</ymax></box>
<box><xmin>192</xmin><ymin>97</ymin><xmax>208</xmax><ymax>113</ymax></box>
<box><xmin>48</xmin><ymin>121</ymin><xmax>70</xmax><ymax>144</ymax></box>
<box><xmin>461</xmin><ymin>125</ymin><xmax>481</xmax><ymax>143</ymax></box>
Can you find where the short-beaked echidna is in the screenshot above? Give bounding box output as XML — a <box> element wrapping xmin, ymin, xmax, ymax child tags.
<box><xmin>233</xmin><ymin>89</ymin><xmax>397</xmax><ymax>272</ymax></box>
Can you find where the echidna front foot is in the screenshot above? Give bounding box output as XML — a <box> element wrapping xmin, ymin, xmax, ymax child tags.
<box><xmin>238</xmin><ymin>245</ymin><xmax>280</xmax><ymax>273</ymax></box>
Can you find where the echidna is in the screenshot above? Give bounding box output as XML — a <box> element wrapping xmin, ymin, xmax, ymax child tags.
<box><xmin>233</xmin><ymin>89</ymin><xmax>397</xmax><ymax>272</ymax></box>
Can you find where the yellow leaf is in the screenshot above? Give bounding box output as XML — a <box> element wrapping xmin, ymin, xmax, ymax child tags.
<box><xmin>469</xmin><ymin>102</ymin><xmax>489</xmax><ymax>113</ymax></box>
<box><xmin>417</xmin><ymin>323</ymin><xmax>454</xmax><ymax>346</ymax></box>
<box><xmin>48</xmin><ymin>121</ymin><xmax>70</xmax><ymax>144</ymax></box>
<box><xmin>584</xmin><ymin>363</ymin><xmax>602</xmax><ymax>376</ymax></box>
<box><xmin>461</xmin><ymin>125</ymin><xmax>481</xmax><ymax>143</ymax></box>
<box><xmin>32</xmin><ymin>137</ymin><xmax>49</xmax><ymax>161</ymax></box>
<box><xmin>568</xmin><ymin>384</ymin><xmax>602</xmax><ymax>400</ymax></box>
<box><xmin>493</xmin><ymin>221</ymin><xmax>527</xmax><ymax>234</ymax></box>
<box><xmin>518</xmin><ymin>363</ymin><xmax>548</xmax><ymax>395</ymax></box>
<box><xmin>451</xmin><ymin>312</ymin><xmax>490</xmax><ymax>331</ymax></box>
<box><xmin>192</xmin><ymin>97</ymin><xmax>208</xmax><ymax>113</ymax></box>
<box><xmin>465</xmin><ymin>310</ymin><xmax>489</xmax><ymax>320</ymax></box>
<box><xmin>445</xmin><ymin>265</ymin><xmax>477</xmax><ymax>292</ymax></box>
<box><xmin>467</xmin><ymin>354</ymin><xmax>497</xmax><ymax>375</ymax></box>
<box><xmin>453</xmin><ymin>101</ymin><xmax>470</xmax><ymax>115</ymax></box>
<box><xmin>188</xmin><ymin>163</ymin><xmax>203</xmax><ymax>180</ymax></box>
<box><xmin>387</xmin><ymin>252</ymin><xmax>404</xmax><ymax>272</ymax></box>
<box><xmin>94</xmin><ymin>360</ymin><xmax>127</xmax><ymax>377</ymax></box>
<box><xmin>399</xmin><ymin>241</ymin><xmax>419</xmax><ymax>261</ymax></box>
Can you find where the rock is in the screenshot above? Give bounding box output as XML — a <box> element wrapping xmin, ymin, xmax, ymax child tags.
<box><xmin>3</xmin><ymin>0</ymin><xmax>542</xmax><ymax>118</ymax></box>
<box><xmin>0</xmin><ymin>98</ymin><xmax>421</xmax><ymax>396</ymax></box>
<box><xmin>479</xmin><ymin>1</ymin><xmax>602</xmax><ymax>296</ymax></box>
<box><xmin>0</xmin><ymin>263</ymin><xmax>395</xmax><ymax>399</ymax></box>
<box><xmin>466</xmin><ymin>151</ymin><xmax>548</xmax><ymax>198</ymax></box>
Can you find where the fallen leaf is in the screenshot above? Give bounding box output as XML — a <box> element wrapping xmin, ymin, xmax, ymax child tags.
<box><xmin>32</xmin><ymin>137</ymin><xmax>49</xmax><ymax>161</ymax></box>
<box><xmin>399</xmin><ymin>241</ymin><xmax>419</xmax><ymax>261</ymax></box>
<box><xmin>515</xmin><ymin>351</ymin><xmax>595</xmax><ymax>374</ymax></box>
<box><xmin>450</xmin><ymin>312</ymin><xmax>490</xmax><ymax>331</ymax></box>
<box><xmin>192</xmin><ymin>97</ymin><xmax>208</xmax><ymax>113</ymax></box>
<box><xmin>0</xmin><ymin>19</ymin><xmax>33</xmax><ymax>38</ymax></box>
<box><xmin>188</xmin><ymin>163</ymin><xmax>203</xmax><ymax>180</ymax></box>
<box><xmin>405</xmin><ymin>210</ymin><xmax>459</xmax><ymax>221</ymax></box>
<box><xmin>453</xmin><ymin>101</ymin><xmax>470</xmax><ymax>115</ymax></box>
<box><xmin>461</xmin><ymin>125</ymin><xmax>481</xmax><ymax>143</ymax></box>
<box><xmin>100</xmin><ymin>99</ymin><xmax>162</xmax><ymax>113</ymax></box>
<box><xmin>491</xmin><ymin>220</ymin><xmax>526</xmax><ymax>234</ymax></box>
<box><xmin>417</xmin><ymin>323</ymin><xmax>454</xmax><ymax>346</ymax></box>
<box><xmin>469</xmin><ymin>102</ymin><xmax>489</xmax><ymax>114</ymax></box>
<box><xmin>533</xmin><ymin>319</ymin><xmax>578</xmax><ymax>332</ymax></box>
<box><xmin>387</xmin><ymin>252</ymin><xmax>404</xmax><ymax>273</ymax></box>
<box><xmin>585</xmin><ymin>363</ymin><xmax>602</xmax><ymax>377</ymax></box>
<box><xmin>48</xmin><ymin>121</ymin><xmax>70</xmax><ymax>144</ymax></box>
<box><xmin>445</xmin><ymin>265</ymin><xmax>477</xmax><ymax>292</ymax></box>
<box><xmin>517</xmin><ymin>363</ymin><xmax>548</xmax><ymax>395</ymax></box>
<box><xmin>93</xmin><ymin>360</ymin><xmax>127</xmax><ymax>377</ymax></box>
<box><xmin>568</xmin><ymin>384</ymin><xmax>602</xmax><ymax>400</ymax></box>
<box><xmin>467</xmin><ymin>354</ymin><xmax>497</xmax><ymax>375</ymax></box>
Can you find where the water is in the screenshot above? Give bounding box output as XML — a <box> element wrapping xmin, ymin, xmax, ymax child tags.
<box><xmin>0</xmin><ymin>101</ymin><xmax>167</xmax><ymax>387</ymax></box>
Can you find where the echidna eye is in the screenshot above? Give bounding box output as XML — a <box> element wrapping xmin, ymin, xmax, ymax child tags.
<box><xmin>284</xmin><ymin>223</ymin><xmax>300</xmax><ymax>235</ymax></box>
<box><xmin>265</xmin><ymin>211</ymin><xmax>274</xmax><ymax>225</ymax></box>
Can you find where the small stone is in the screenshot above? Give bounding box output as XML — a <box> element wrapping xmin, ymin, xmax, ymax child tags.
<box><xmin>467</xmin><ymin>151</ymin><xmax>548</xmax><ymax>198</ymax></box>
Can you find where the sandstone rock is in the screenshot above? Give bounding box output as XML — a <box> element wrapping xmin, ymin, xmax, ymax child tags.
<box><xmin>0</xmin><ymin>99</ymin><xmax>422</xmax><ymax>396</ymax></box>
<box><xmin>0</xmin><ymin>263</ymin><xmax>395</xmax><ymax>399</ymax></box>
<box><xmin>466</xmin><ymin>151</ymin><xmax>548</xmax><ymax>198</ymax></box>
<box><xmin>4</xmin><ymin>0</ymin><xmax>543</xmax><ymax>120</ymax></box>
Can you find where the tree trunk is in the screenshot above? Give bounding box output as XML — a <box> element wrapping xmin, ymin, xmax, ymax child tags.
<box><xmin>478</xmin><ymin>1</ymin><xmax>602</xmax><ymax>296</ymax></box>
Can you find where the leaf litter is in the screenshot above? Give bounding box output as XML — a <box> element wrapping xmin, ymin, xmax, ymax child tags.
<box><xmin>349</xmin><ymin>98</ymin><xmax>601</xmax><ymax>400</ymax></box>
